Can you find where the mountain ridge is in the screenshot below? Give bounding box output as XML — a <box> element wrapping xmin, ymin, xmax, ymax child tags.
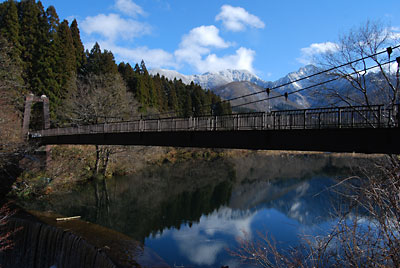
<box><xmin>149</xmin><ymin>67</ymin><xmax>317</xmax><ymax>110</ymax></box>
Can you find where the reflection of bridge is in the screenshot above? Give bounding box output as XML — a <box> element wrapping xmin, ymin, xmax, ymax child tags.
<box><xmin>31</xmin><ymin>104</ymin><xmax>400</xmax><ymax>154</ymax></box>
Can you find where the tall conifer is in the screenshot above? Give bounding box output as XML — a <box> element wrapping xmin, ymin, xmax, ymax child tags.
<box><xmin>70</xmin><ymin>19</ymin><xmax>85</xmax><ymax>71</ymax></box>
<box><xmin>57</xmin><ymin>20</ymin><xmax>76</xmax><ymax>96</ymax></box>
<box><xmin>0</xmin><ymin>0</ymin><xmax>21</xmax><ymax>60</ymax></box>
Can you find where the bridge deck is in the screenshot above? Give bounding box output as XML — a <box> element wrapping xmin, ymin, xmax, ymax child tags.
<box><xmin>31</xmin><ymin>105</ymin><xmax>400</xmax><ymax>154</ymax></box>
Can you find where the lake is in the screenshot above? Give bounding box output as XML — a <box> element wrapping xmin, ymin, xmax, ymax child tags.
<box><xmin>17</xmin><ymin>152</ymin><xmax>378</xmax><ymax>267</ymax></box>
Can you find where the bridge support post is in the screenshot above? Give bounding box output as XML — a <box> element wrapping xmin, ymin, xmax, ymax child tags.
<box><xmin>42</xmin><ymin>95</ymin><xmax>50</xmax><ymax>130</ymax></box>
<box><xmin>22</xmin><ymin>94</ymin><xmax>50</xmax><ymax>137</ymax></box>
<box><xmin>22</xmin><ymin>94</ymin><xmax>51</xmax><ymax>168</ymax></box>
<box><xmin>22</xmin><ymin>94</ymin><xmax>34</xmax><ymax>138</ymax></box>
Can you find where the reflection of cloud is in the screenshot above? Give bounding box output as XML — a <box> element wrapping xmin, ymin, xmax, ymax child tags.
<box><xmin>177</xmin><ymin>237</ymin><xmax>225</xmax><ymax>266</ymax></box>
<box><xmin>296</xmin><ymin>182</ymin><xmax>310</xmax><ymax>195</ymax></box>
<box><xmin>199</xmin><ymin>207</ymin><xmax>255</xmax><ymax>239</ymax></box>
<box><xmin>169</xmin><ymin>207</ymin><xmax>256</xmax><ymax>266</ymax></box>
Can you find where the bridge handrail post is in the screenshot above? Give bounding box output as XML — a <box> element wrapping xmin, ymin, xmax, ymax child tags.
<box><xmin>318</xmin><ymin>112</ymin><xmax>321</xmax><ymax>129</ymax></box>
<box><xmin>273</xmin><ymin>112</ymin><xmax>276</xmax><ymax>130</ymax></box>
<box><xmin>338</xmin><ymin>108</ymin><xmax>342</xmax><ymax>128</ymax></box>
<box><xmin>303</xmin><ymin>110</ymin><xmax>306</xmax><ymax>129</ymax></box>
<box><xmin>377</xmin><ymin>106</ymin><xmax>381</xmax><ymax>128</ymax></box>
<box><xmin>262</xmin><ymin>113</ymin><xmax>265</xmax><ymax>130</ymax></box>
<box><xmin>214</xmin><ymin>116</ymin><xmax>217</xmax><ymax>131</ymax></box>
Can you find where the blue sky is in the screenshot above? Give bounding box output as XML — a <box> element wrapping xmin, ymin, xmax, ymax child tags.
<box><xmin>36</xmin><ymin>1</ymin><xmax>400</xmax><ymax>80</ymax></box>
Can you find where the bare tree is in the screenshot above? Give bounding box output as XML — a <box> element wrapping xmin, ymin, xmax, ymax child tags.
<box><xmin>315</xmin><ymin>21</ymin><xmax>400</xmax><ymax>109</ymax></box>
<box><xmin>63</xmin><ymin>73</ymin><xmax>139</xmax><ymax>179</ymax></box>
<box><xmin>230</xmin><ymin>157</ymin><xmax>400</xmax><ymax>267</ymax></box>
<box><xmin>0</xmin><ymin>36</ymin><xmax>24</xmax><ymax>162</ymax></box>
<box><xmin>0</xmin><ymin>202</ymin><xmax>21</xmax><ymax>253</ymax></box>
<box><xmin>63</xmin><ymin>73</ymin><xmax>137</xmax><ymax>125</ymax></box>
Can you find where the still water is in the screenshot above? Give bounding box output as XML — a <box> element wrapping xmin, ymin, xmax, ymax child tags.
<box><xmin>20</xmin><ymin>152</ymin><xmax>376</xmax><ymax>267</ymax></box>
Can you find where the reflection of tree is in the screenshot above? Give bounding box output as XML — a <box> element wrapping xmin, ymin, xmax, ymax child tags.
<box><xmin>93</xmin><ymin>179</ymin><xmax>111</xmax><ymax>225</ymax></box>
<box><xmin>23</xmin><ymin>159</ymin><xmax>236</xmax><ymax>244</ymax></box>
<box><xmin>155</xmin><ymin>181</ymin><xmax>232</xmax><ymax>231</ymax></box>
<box><xmin>116</xmin><ymin>180</ymin><xmax>233</xmax><ymax>243</ymax></box>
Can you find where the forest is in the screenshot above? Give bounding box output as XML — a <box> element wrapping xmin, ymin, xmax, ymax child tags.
<box><xmin>0</xmin><ymin>0</ymin><xmax>231</xmax><ymax>130</ymax></box>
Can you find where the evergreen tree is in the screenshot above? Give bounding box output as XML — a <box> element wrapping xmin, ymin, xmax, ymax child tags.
<box><xmin>182</xmin><ymin>90</ymin><xmax>192</xmax><ymax>117</ymax></box>
<box><xmin>84</xmin><ymin>43</ymin><xmax>119</xmax><ymax>76</ymax></box>
<box><xmin>70</xmin><ymin>19</ymin><xmax>85</xmax><ymax>71</ymax></box>
<box><xmin>0</xmin><ymin>0</ymin><xmax>21</xmax><ymax>61</ymax></box>
<box><xmin>34</xmin><ymin>3</ymin><xmax>62</xmax><ymax>118</ymax></box>
<box><xmin>18</xmin><ymin>0</ymin><xmax>41</xmax><ymax>88</ymax></box>
<box><xmin>84</xmin><ymin>42</ymin><xmax>101</xmax><ymax>75</ymax></box>
<box><xmin>56</xmin><ymin>19</ymin><xmax>77</xmax><ymax>97</ymax></box>
<box><xmin>164</xmin><ymin>79</ymin><xmax>178</xmax><ymax>112</ymax></box>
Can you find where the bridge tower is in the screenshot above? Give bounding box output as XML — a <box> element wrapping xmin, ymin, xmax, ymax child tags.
<box><xmin>22</xmin><ymin>94</ymin><xmax>51</xmax><ymax>168</ymax></box>
<box><xmin>22</xmin><ymin>93</ymin><xmax>50</xmax><ymax>138</ymax></box>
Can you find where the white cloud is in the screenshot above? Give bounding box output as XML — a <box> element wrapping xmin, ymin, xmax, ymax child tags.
<box><xmin>215</xmin><ymin>5</ymin><xmax>265</xmax><ymax>32</ymax></box>
<box><xmin>180</xmin><ymin>25</ymin><xmax>230</xmax><ymax>50</ymax></box>
<box><xmin>389</xmin><ymin>27</ymin><xmax>400</xmax><ymax>40</ymax></box>
<box><xmin>114</xmin><ymin>0</ymin><xmax>145</xmax><ymax>17</ymax></box>
<box><xmin>81</xmin><ymin>13</ymin><xmax>150</xmax><ymax>42</ymax></box>
<box><xmin>298</xmin><ymin>42</ymin><xmax>338</xmax><ymax>65</ymax></box>
<box><xmin>175</xmin><ymin>25</ymin><xmax>255</xmax><ymax>73</ymax></box>
<box><xmin>200</xmin><ymin>47</ymin><xmax>256</xmax><ymax>73</ymax></box>
<box><xmin>111</xmin><ymin>46</ymin><xmax>176</xmax><ymax>69</ymax></box>
<box><xmin>86</xmin><ymin>40</ymin><xmax>176</xmax><ymax>69</ymax></box>
<box><xmin>81</xmin><ymin>5</ymin><xmax>258</xmax><ymax>75</ymax></box>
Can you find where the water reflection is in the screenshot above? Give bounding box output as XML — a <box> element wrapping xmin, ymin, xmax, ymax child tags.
<box><xmin>161</xmin><ymin>208</ymin><xmax>256</xmax><ymax>266</ymax></box>
<box><xmin>19</xmin><ymin>153</ymin><xmax>378</xmax><ymax>267</ymax></box>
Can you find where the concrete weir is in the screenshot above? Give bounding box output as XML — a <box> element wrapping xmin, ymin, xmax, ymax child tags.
<box><xmin>0</xmin><ymin>211</ymin><xmax>170</xmax><ymax>268</ymax></box>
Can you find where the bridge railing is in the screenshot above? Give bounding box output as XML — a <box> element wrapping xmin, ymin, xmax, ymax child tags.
<box><xmin>33</xmin><ymin>104</ymin><xmax>398</xmax><ymax>137</ymax></box>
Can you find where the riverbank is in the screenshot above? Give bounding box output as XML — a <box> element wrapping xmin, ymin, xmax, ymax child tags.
<box><xmin>8</xmin><ymin>144</ymin><xmax>386</xmax><ymax>201</ymax></box>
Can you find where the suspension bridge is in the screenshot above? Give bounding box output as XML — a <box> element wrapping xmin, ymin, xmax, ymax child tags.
<box><xmin>29</xmin><ymin>104</ymin><xmax>400</xmax><ymax>154</ymax></box>
<box><xmin>27</xmin><ymin>45</ymin><xmax>400</xmax><ymax>154</ymax></box>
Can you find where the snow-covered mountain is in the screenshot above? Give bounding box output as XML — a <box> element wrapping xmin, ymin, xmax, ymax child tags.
<box><xmin>214</xmin><ymin>81</ymin><xmax>302</xmax><ymax>112</ymax></box>
<box><xmin>150</xmin><ymin>65</ymin><xmax>391</xmax><ymax>112</ymax></box>
<box><xmin>149</xmin><ymin>66</ymin><xmax>332</xmax><ymax>110</ymax></box>
<box><xmin>149</xmin><ymin>68</ymin><xmax>267</xmax><ymax>89</ymax></box>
